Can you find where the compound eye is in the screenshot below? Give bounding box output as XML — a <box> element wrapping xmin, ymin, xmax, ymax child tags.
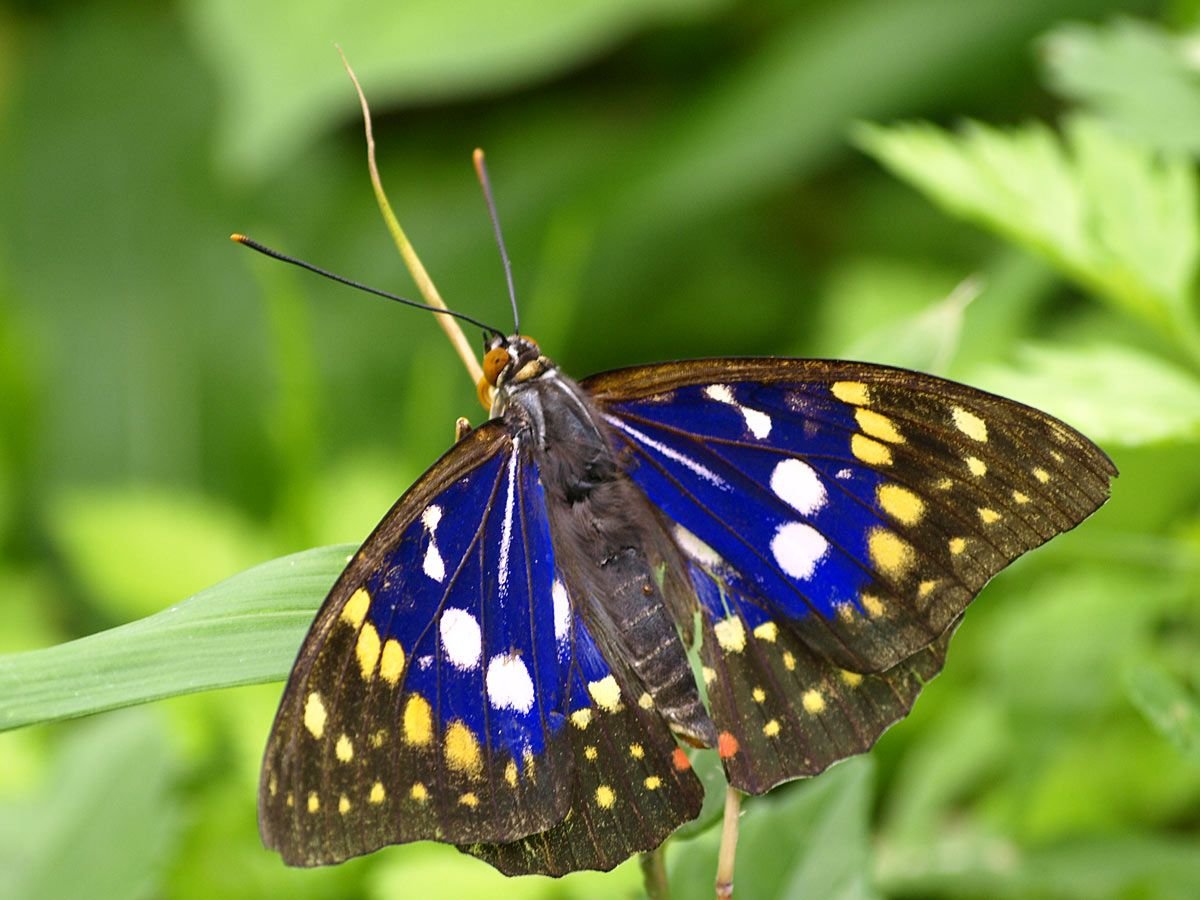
<box><xmin>481</xmin><ymin>347</ymin><xmax>510</xmax><ymax>386</ymax></box>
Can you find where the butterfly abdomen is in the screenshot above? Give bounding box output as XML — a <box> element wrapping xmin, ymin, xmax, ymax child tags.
<box><xmin>512</xmin><ymin>371</ymin><xmax>717</xmax><ymax>748</ymax></box>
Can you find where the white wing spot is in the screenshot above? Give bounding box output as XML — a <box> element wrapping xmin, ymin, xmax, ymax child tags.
<box><xmin>498</xmin><ymin>441</ymin><xmax>519</xmax><ymax>596</ymax></box>
<box><xmin>422</xmin><ymin>504</ymin><xmax>445</xmax><ymax>582</ymax></box>
<box><xmin>422</xmin><ymin>543</ymin><xmax>445</xmax><ymax>582</ymax></box>
<box><xmin>605</xmin><ymin>416</ymin><xmax>726</xmax><ymax>487</ymax></box>
<box><xmin>770</xmin><ymin>458</ymin><xmax>826</xmax><ymax>515</ymax></box>
<box><xmin>552</xmin><ymin>579</ymin><xmax>570</xmax><ymax>642</ymax></box>
<box><xmin>704</xmin><ymin>384</ymin><xmax>735</xmax><ymax>404</ymax></box>
<box><xmin>440</xmin><ymin>608</ymin><xmax>482</xmax><ymax>670</ymax></box>
<box><xmin>674</xmin><ymin>525</ymin><xmax>723</xmax><ymax>568</ymax></box>
<box><xmin>486</xmin><ymin>653</ymin><xmax>535</xmax><ymax>714</ymax></box>
<box><xmin>836</xmin><ymin>468</ymin><xmax>852</xmax><ymax>480</ymax></box>
<box><xmin>771</xmin><ymin>521</ymin><xmax>829</xmax><ymax>580</ymax></box>
<box><xmin>741</xmin><ymin>407</ymin><xmax>772</xmax><ymax>439</ymax></box>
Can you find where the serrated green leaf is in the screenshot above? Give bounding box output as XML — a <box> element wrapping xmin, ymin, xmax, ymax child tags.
<box><xmin>185</xmin><ymin>0</ymin><xmax>726</xmax><ymax>175</ymax></box>
<box><xmin>854</xmin><ymin>116</ymin><xmax>1200</xmax><ymax>350</ymax></box>
<box><xmin>1126</xmin><ymin>662</ymin><xmax>1200</xmax><ymax>763</ymax></box>
<box><xmin>1041</xmin><ymin>17</ymin><xmax>1200</xmax><ymax>156</ymax></box>
<box><xmin>969</xmin><ymin>341</ymin><xmax>1200</xmax><ymax>446</ymax></box>
<box><xmin>0</xmin><ymin>545</ymin><xmax>347</xmax><ymax>731</ymax></box>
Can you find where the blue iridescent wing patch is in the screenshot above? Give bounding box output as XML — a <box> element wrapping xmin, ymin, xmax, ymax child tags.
<box><xmin>259</xmin><ymin>421</ymin><xmax>702</xmax><ymax>870</ymax></box>
<box><xmin>587</xmin><ymin>358</ymin><xmax>1115</xmax><ymax>791</ymax></box>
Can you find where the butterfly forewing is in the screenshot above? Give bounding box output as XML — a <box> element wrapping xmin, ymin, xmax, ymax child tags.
<box><xmin>260</xmin><ymin>424</ymin><xmax>574</xmax><ymax>864</ymax></box>
<box><xmin>588</xmin><ymin>359</ymin><xmax>1116</xmax><ymax>675</ymax></box>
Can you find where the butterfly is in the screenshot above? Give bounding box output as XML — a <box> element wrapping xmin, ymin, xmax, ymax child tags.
<box><xmin>255</xmin><ymin>320</ymin><xmax>1116</xmax><ymax>875</ymax></box>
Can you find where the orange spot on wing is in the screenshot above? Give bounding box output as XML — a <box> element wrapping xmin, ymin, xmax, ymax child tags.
<box><xmin>717</xmin><ymin>731</ymin><xmax>740</xmax><ymax>759</ymax></box>
<box><xmin>672</xmin><ymin>747</ymin><xmax>692</xmax><ymax>771</ymax></box>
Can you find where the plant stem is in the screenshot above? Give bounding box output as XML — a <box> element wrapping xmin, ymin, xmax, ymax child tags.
<box><xmin>640</xmin><ymin>846</ymin><xmax>671</xmax><ymax>900</ymax></box>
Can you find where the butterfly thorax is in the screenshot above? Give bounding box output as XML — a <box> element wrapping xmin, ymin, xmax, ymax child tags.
<box><xmin>491</xmin><ymin>338</ymin><xmax>718</xmax><ymax>748</ymax></box>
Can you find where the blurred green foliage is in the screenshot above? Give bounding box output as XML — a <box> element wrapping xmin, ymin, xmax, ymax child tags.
<box><xmin>1</xmin><ymin>1</ymin><xmax>1199</xmax><ymax>898</ymax></box>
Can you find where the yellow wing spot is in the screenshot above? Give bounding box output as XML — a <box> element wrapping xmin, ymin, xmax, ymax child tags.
<box><xmin>840</xmin><ymin>669</ymin><xmax>864</xmax><ymax>687</ymax></box>
<box><xmin>285</xmin><ymin>792</ymin><xmax>294</xmax><ymax>808</ymax></box>
<box><xmin>504</xmin><ymin>760</ymin><xmax>518</xmax><ymax>786</ymax></box>
<box><xmin>584</xmin><ymin>745</ymin><xmax>598</xmax><ymax>761</ymax></box>
<box><xmin>951</xmin><ymin>406</ymin><xmax>988</xmax><ymax>442</ymax></box>
<box><xmin>1033</xmin><ymin>466</ymin><xmax>1051</xmax><ymax>483</ymax></box>
<box><xmin>638</xmin><ymin>692</ymin><xmax>654</xmax><ymax>710</ymax></box>
<box><xmin>851</xmin><ymin>434</ymin><xmax>893</xmax><ymax>466</ymax></box>
<box><xmin>644</xmin><ymin>775</ymin><xmax>663</xmax><ymax>791</ymax></box>
<box><xmin>588</xmin><ymin>675</ymin><xmax>622</xmax><ymax>712</ymax></box>
<box><xmin>832</xmin><ymin>381</ymin><xmax>870</xmax><ymax>405</ymax></box>
<box><xmin>861</xmin><ymin>593</ymin><xmax>886</xmax><ymax>618</ymax></box>
<box><xmin>370</xmin><ymin>729</ymin><xmax>388</xmax><ymax>748</ymax></box>
<box><xmin>978</xmin><ymin>507</ymin><xmax>1001</xmax><ymax>525</ymax></box>
<box><xmin>936</xmin><ymin>477</ymin><xmax>954</xmax><ymax>491</ymax></box>
<box><xmin>303</xmin><ymin>692</ymin><xmax>327</xmax><ymax>740</ymax></box>
<box><xmin>268</xmin><ymin>773</ymin><xmax>278</xmax><ymax>797</ymax></box>
<box><xmin>409</xmin><ymin>783</ymin><xmax>427</xmax><ymax>803</ymax></box>
<box><xmin>629</xmin><ymin>743</ymin><xmax>645</xmax><ymax>759</ymax></box>
<box><xmin>949</xmin><ymin>537</ymin><xmax>967</xmax><ymax>555</ymax></box>
<box><xmin>856</xmin><ymin>408</ymin><xmax>905</xmax><ymax>443</ymax></box>
<box><xmin>356</xmin><ymin>622</ymin><xmax>381</xmax><ymax>679</ymax></box>
<box><xmin>338</xmin><ymin>795</ymin><xmax>351</xmax><ymax>815</ymax></box>
<box><xmin>834</xmin><ymin>601</ymin><xmax>856</xmax><ymax>623</ymax></box>
<box><xmin>868</xmin><ymin>528</ymin><xmax>914</xmax><ymax>579</ymax></box>
<box><xmin>341</xmin><ymin>587</ymin><xmax>370</xmax><ymax>628</ymax></box>
<box><xmin>335</xmin><ymin>733</ymin><xmax>354</xmax><ymax>763</ymax></box>
<box><xmin>369</xmin><ymin>782</ymin><xmax>386</xmax><ymax>804</ymax></box>
<box><xmin>714</xmin><ymin>615</ymin><xmax>747</xmax><ymax>653</ymax></box>
<box><xmin>403</xmin><ymin>695</ymin><xmax>433</xmax><ymax>746</ymax></box>
<box><xmin>1012</xmin><ymin>490</ymin><xmax>1030</xmax><ymax>504</ymax></box>
<box><xmin>763</xmin><ymin>719</ymin><xmax>781</xmax><ymax>737</ymax></box>
<box><xmin>753</xmin><ymin>621</ymin><xmax>778</xmax><ymax>642</ymax></box>
<box><xmin>595</xmin><ymin>785</ymin><xmax>616</xmax><ymax>809</ymax></box>
<box><xmin>965</xmin><ymin>456</ymin><xmax>987</xmax><ymax>477</ymax></box>
<box><xmin>459</xmin><ymin>792</ymin><xmax>479</xmax><ymax>808</ymax></box>
<box><xmin>523</xmin><ymin>748</ymin><xmax>536</xmax><ymax>780</ymax></box>
<box><xmin>570</xmin><ymin>708</ymin><xmax>592</xmax><ymax>730</ymax></box>
<box><xmin>878</xmin><ymin>483</ymin><xmax>925</xmax><ymax>525</ymax></box>
<box><xmin>1050</xmin><ymin>448</ymin><xmax>1065</xmax><ymax>461</ymax></box>
<box><xmin>445</xmin><ymin>721</ymin><xmax>483</xmax><ymax>778</ymax></box>
<box><xmin>802</xmin><ymin>690</ymin><xmax>826</xmax><ymax>714</ymax></box>
<box><xmin>782</xmin><ymin>651</ymin><xmax>796</xmax><ymax>671</ymax></box>
<box><xmin>307</xmin><ymin>792</ymin><xmax>320</xmax><ymax>813</ymax></box>
<box><xmin>751</xmin><ymin>687</ymin><xmax>766</xmax><ymax>703</ymax></box>
<box><xmin>918</xmin><ymin>579</ymin><xmax>937</xmax><ymax>600</ymax></box>
<box><xmin>380</xmin><ymin>639</ymin><xmax>406</xmax><ymax>684</ymax></box>
<box><xmin>702</xmin><ymin>666</ymin><xmax>718</xmax><ymax>686</ymax></box>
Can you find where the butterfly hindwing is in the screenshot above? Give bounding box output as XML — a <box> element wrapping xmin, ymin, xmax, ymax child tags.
<box><xmin>463</xmin><ymin>606</ymin><xmax>704</xmax><ymax>875</ymax></box>
<box><xmin>689</xmin><ymin>561</ymin><xmax>953</xmax><ymax>794</ymax></box>
<box><xmin>588</xmin><ymin>359</ymin><xmax>1116</xmax><ymax>675</ymax></box>
<box><xmin>259</xmin><ymin>423</ymin><xmax>574</xmax><ymax>865</ymax></box>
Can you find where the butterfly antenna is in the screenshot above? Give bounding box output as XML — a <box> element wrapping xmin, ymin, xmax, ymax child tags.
<box><xmin>230</xmin><ymin>234</ymin><xmax>504</xmax><ymax>338</ymax></box>
<box><xmin>473</xmin><ymin>149</ymin><xmax>520</xmax><ymax>335</ymax></box>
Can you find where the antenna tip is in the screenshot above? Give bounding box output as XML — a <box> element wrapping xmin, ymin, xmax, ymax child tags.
<box><xmin>473</xmin><ymin>148</ymin><xmax>485</xmax><ymax>164</ymax></box>
<box><xmin>230</xmin><ymin>233</ymin><xmax>248</xmax><ymax>244</ymax></box>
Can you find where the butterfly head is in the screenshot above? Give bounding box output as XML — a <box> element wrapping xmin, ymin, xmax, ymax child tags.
<box><xmin>477</xmin><ymin>334</ymin><xmax>551</xmax><ymax>412</ymax></box>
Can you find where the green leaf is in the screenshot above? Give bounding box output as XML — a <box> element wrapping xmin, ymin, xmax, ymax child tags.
<box><xmin>1126</xmin><ymin>662</ymin><xmax>1200</xmax><ymax>763</ymax></box>
<box><xmin>1041</xmin><ymin>17</ymin><xmax>1200</xmax><ymax>156</ymax></box>
<box><xmin>968</xmin><ymin>341</ymin><xmax>1200</xmax><ymax>446</ymax></box>
<box><xmin>671</xmin><ymin>757</ymin><xmax>879</xmax><ymax>900</ymax></box>
<box><xmin>0</xmin><ymin>711</ymin><xmax>178</xmax><ymax>900</ymax></box>
<box><xmin>185</xmin><ymin>0</ymin><xmax>726</xmax><ymax>175</ymax></box>
<box><xmin>0</xmin><ymin>545</ymin><xmax>346</xmax><ymax>731</ymax></box>
<box><xmin>854</xmin><ymin>116</ymin><xmax>1200</xmax><ymax>349</ymax></box>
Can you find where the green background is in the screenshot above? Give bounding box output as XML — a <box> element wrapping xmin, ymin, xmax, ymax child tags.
<box><xmin>2</xmin><ymin>1</ymin><xmax>1199</xmax><ymax>898</ymax></box>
